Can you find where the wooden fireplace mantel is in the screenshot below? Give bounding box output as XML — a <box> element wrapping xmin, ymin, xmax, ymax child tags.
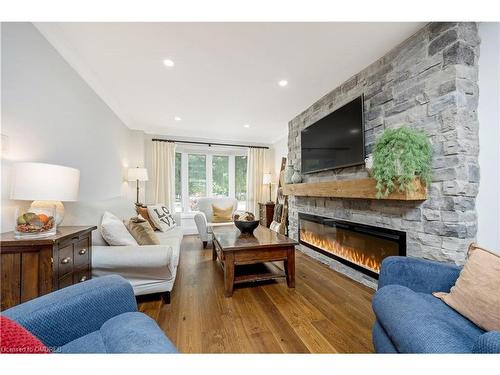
<box><xmin>282</xmin><ymin>177</ymin><xmax>427</xmax><ymax>201</ymax></box>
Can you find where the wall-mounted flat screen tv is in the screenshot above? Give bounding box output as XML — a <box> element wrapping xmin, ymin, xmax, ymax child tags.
<box><xmin>301</xmin><ymin>96</ymin><xmax>364</xmax><ymax>174</ymax></box>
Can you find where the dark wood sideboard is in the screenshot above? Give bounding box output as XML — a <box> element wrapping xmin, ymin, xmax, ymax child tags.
<box><xmin>0</xmin><ymin>226</ymin><xmax>97</xmax><ymax>310</ymax></box>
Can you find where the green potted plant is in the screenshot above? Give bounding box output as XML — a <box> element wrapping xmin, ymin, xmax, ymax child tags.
<box><xmin>372</xmin><ymin>127</ymin><xmax>432</xmax><ymax>198</ymax></box>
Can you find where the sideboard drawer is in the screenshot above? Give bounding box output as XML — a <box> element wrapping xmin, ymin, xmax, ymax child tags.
<box><xmin>74</xmin><ymin>238</ymin><xmax>90</xmax><ymax>268</ymax></box>
<box><xmin>58</xmin><ymin>272</ymin><xmax>74</xmax><ymax>290</ymax></box>
<box><xmin>58</xmin><ymin>244</ymin><xmax>74</xmax><ymax>277</ymax></box>
<box><xmin>73</xmin><ymin>267</ymin><xmax>90</xmax><ymax>284</ymax></box>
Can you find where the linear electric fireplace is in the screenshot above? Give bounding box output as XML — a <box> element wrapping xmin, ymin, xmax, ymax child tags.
<box><xmin>298</xmin><ymin>213</ymin><xmax>406</xmax><ymax>279</ymax></box>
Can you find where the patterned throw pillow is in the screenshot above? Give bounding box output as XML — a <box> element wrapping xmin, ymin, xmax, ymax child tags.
<box><xmin>147</xmin><ymin>204</ymin><xmax>176</xmax><ymax>232</ymax></box>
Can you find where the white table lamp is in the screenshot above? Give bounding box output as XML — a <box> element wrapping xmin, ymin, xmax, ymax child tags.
<box><xmin>263</xmin><ymin>173</ymin><xmax>273</xmax><ymax>203</ymax></box>
<box><xmin>11</xmin><ymin>163</ymin><xmax>80</xmax><ymax>235</ymax></box>
<box><xmin>128</xmin><ymin>167</ymin><xmax>148</xmax><ymax>206</ymax></box>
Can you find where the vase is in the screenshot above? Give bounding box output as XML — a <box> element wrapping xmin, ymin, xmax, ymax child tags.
<box><xmin>365</xmin><ymin>154</ymin><xmax>374</xmax><ymax>176</ymax></box>
<box><xmin>291</xmin><ymin>170</ymin><xmax>302</xmax><ymax>184</ymax></box>
<box><xmin>284</xmin><ymin>164</ymin><xmax>294</xmax><ymax>184</ymax></box>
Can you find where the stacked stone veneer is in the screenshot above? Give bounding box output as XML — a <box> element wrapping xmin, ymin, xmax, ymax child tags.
<box><xmin>287</xmin><ymin>23</ymin><xmax>480</xmax><ymax>287</ymax></box>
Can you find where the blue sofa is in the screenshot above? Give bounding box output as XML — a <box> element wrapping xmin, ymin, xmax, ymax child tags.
<box><xmin>3</xmin><ymin>275</ymin><xmax>177</xmax><ymax>353</ymax></box>
<box><xmin>372</xmin><ymin>256</ymin><xmax>500</xmax><ymax>353</ymax></box>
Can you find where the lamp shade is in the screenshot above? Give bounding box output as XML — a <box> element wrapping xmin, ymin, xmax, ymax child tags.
<box><xmin>128</xmin><ymin>167</ymin><xmax>148</xmax><ymax>182</ymax></box>
<box><xmin>10</xmin><ymin>162</ymin><xmax>80</xmax><ymax>201</ymax></box>
<box><xmin>263</xmin><ymin>173</ymin><xmax>273</xmax><ymax>185</ymax></box>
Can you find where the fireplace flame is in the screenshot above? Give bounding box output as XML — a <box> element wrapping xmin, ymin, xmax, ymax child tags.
<box><xmin>300</xmin><ymin>229</ymin><xmax>381</xmax><ymax>273</ymax></box>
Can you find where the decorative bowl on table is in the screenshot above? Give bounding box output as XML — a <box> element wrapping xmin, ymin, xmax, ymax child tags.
<box><xmin>14</xmin><ymin>205</ymin><xmax>56</xmax><ymax>239</ymax></box>
<box><xmin>233</xmin><ymin>211</ymin><xmax>259</xmax><ymax>234</ymax></box>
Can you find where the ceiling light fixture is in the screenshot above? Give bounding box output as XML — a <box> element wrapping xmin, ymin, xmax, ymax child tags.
<box><xmin>243</xmin><ymin>124</ymin><xmax>250</xmax><ymax>128</ymax></box>
<box><xmin>163</xmin><ymin>59</ymin><xmax>175</xmax><ymax>68</ymax></box>
<box><xmin>174</xmin><ymin>116</ymin><xmax>181</xmax><ymax>121</ymax></box>
<box><xmin>278</xmin><ymin>79</ymin><xmax>288</xmax><ymax>87</ymax></box>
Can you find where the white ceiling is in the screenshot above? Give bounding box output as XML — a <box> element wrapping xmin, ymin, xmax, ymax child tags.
<box><xmin>35</xmin><ymin>22</ymin><xmax>425</xmax><ymax>144</ymax></box>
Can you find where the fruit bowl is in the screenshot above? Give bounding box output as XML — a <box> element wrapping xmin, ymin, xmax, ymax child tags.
<box><xmin>14</xmin><ymin>206</ymin><xmax>56</xmax><ymax>238</ymax></box>
<box><xmin>233</xmin><ymin>211</ymin><xmax>259</xmax><ymax>234</ymax></box>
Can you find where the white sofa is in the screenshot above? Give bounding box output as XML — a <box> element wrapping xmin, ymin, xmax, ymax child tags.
<box><xmin>193</xmin><ymin>197</ymin><xmax>237</xmax><ymax>247</ymax></box>
<box><xmin>63</xmin><ymin>197</ymin><xmax>182</xmax><ymax>301</ymax></box>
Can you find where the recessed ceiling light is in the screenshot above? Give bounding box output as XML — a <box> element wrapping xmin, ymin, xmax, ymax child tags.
<box><xmin>163</xmin><ymin>59</ymin><xmax>175</xmax><ymax>68</ymax></box>
<box><xmin>174</xmin><ymin>116</ymin><xmax>181</xmax><ymax>121</ymax></box>
<box><xmin>278</xmin><ymin>80</ymin><xmax>288</xmax><ymax>87</ymax></box>
<box><xmin>243</xmin><ymin>124</ymin><xmax>250</xmax><ymax>128</ymax></box>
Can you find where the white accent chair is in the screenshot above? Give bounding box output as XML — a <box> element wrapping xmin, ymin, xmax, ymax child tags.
<box><xmin>63</xmin><ymin>197</ymin><xmax>182</xmax><ymax>303</ymax></box>
<box><xmin>193</xmin><ymin>197</ymin><xmax>238</xmax><ymax>247</ymax></box>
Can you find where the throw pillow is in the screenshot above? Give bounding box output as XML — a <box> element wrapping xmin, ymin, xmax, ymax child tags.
<box><xmin>433</xmin><ymin>243</ymin><xmax>500</xmax><ymax>331</ymax></box>
<box><xmin>212</xmin><ymin>204</ymin><xmax>233</xmax><ymax>223</ymax></box>
<box><xmin>126</xmin><ymin>218</ymin><xmax>160</xmax><ymax>245</ymax></box>
<box><xmin>136</xmin><ymin>206</ymin><xmax>158</xmax><ymax>230</ymax></box>
<box><xmin>100</xmin><ymin>211</ymin><xmax>138</xmax><ymax>246</ymax></box>
<box><xmin>0</xmin><ymin>316</ymin><xmax>50</xmax><ymax>354</ymax></box>
<box><xmin>147</xmin><ymin>204</ymin><xmax>176</xmax><ymax>232</ymax></box>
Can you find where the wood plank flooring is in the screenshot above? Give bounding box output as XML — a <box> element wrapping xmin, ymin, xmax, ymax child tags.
<box><xmin>137</xmin><ymin>235</ymin><xmax>375</xmax><ymax>353</ymax></box>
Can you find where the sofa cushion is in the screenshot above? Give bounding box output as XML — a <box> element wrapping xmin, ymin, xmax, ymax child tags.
<box><xmin>100</xmin><ymin>211</ymin><xmax>138</xmax><ymax>246</ymax></box>
<box><xmin>100</xmin><ymin>312</ymin><xmax>177</xmax><ymax>353</ymax></box>
<box><xmin>126</xmin><ymin>218</ymin><xmax>160</xmax><ymax>245</ymax></box>
<box><xmin>373</xmin><ymin>285</ymin><xmax>485</xmax><ymax>353</ymax></box>
<box><xmin>58</xmin><ymin>313</ymin><xmax>177</xmax><ymax>353</ymax></box>
<box><xmin>147</xmin><ymin>205</ymin><xmax>176</xmax><ymax>232</ymax></box>
<box><xmin>57</xmin><ymin>330</ymin><xmax>106</xmax><ymax>353</ymax></box>
<box><xmin>212</xmin><ymin>204</ymin><xmax>233</xmax><ymax>223</ymax></box>
<box><xmin>433</xmin><ymin>244</ymin><xmax>500</xmax><ymax>331</ymax></box>
<box><xmin>193</xmin><ymin>197</ymin><xmax>237</xmax><ymax>223</ymax></box>
<box><xmin>136</xmin><ymin>206</ymin><xmax>158</xmax><ymax>230</ymax></box>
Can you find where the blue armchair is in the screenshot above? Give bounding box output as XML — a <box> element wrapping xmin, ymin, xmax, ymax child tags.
<box><xmin>3</xmin><ymin>275</ymin><xmax>177</xmax><ymax>353</ymax></box>
<box><xmin>372</xmin><ymin>256</ymin><xmax>500</xmax><ymax>353</ymax></box>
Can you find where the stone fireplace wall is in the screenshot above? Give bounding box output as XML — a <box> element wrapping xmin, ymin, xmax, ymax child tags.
<box><xmin>287</xmin><ymin>23</ymin><xmax>480</xmax><ymax>286</ymax></box>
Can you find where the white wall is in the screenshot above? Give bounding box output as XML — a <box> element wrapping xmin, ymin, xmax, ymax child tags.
<box><xmin>271</xmin><ymin>135</ymin><xmax>288</xmax><ymax>179</ymax></box>
<box><xmin>477</xmin><ymin>22</ymin><xmax>500</xmax><ymax>252</ymax></box>
<box><xmin>1</xmin><ymin>23</ymin><xmax>144</xmax><ymax>232</ymax></box>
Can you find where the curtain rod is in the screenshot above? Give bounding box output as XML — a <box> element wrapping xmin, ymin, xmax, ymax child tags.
<box><xmin>152</xmin><ymin>138</ymin><xmax>269</xmax><ymax>149</ymax></box>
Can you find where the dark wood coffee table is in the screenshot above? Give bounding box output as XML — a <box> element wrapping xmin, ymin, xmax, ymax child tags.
<box><xmin>212</xmin><ymin>225</ymin><xmax>298</xmax><ymax>297</ymax></box>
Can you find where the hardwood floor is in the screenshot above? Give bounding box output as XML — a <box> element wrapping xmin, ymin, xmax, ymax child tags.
<box><xmin>137</xmin><ymin>235</ymin><xmax>376</xmax><ymax>353</ymax></box>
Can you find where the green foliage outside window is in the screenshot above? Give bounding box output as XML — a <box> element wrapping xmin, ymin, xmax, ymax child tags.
<box><xmin>212</xmin><ymin>155</ymin><xmax>229</xmax><ymax>196</ymax></box>
<box><xmin>188</xmin><ymin>154</ymin><xmax>206</xmax><ymax>197</ymax></box>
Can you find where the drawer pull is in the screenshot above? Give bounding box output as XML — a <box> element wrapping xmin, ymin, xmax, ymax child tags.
<box><xmin>60</xmin><ymin>257</ymin><xmax>72</xmax><ymax>264</ymax></box>
<box><xmin>79</xmin><ymin>275</ymin><xmax>88</xmax><ymax>282</ymax></box>
<box><xmin>78</xmin><ymin>248</ymin><xmax>87</xmax><ymax>255</ymax></box>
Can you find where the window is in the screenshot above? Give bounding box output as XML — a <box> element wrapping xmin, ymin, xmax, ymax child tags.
<box><xmin>235</xmin><ymin>155</ymin><xmax>247</xmax><ymax>210</ymax></box>
<box><xmin>188</xmin><ymin>154</ymin><xmax>206</xmax><ymax>209</ymax></box>
<box><xmin>174</xmin><ymin>152</ymin><xmax>182</xmax><ymax>212</ymax></box>
<box><xmin>174</xmin><ymin>149</ymin><xmax>247</xmax><ymax>212</ymax></box>
<box><xmin>212</xmin><ymin>155</ymin><xmax>229</xmax><ymax>197</ymax></box>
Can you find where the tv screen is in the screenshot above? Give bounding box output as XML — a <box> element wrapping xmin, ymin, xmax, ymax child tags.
<box><xmin>301</xmin><ymin>96</ymin><xmax>364</xmax><ymax>174</ymax></box>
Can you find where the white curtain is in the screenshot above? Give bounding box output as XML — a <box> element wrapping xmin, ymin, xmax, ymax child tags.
<box><xmin>152</xmin><ymin>141</ymin><xmax>176</xmax><ymax>209</ymax></box>
<box><xmin>246</xmin><ymin>147</ymin><xmax>268</xmax><ymax>218</ymax></box>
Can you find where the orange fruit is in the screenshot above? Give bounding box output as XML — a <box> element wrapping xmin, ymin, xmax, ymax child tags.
<box><xmin>37</xmin><ymin>214</ymin><xmax>49</xmax><ymax>224</ymax></box>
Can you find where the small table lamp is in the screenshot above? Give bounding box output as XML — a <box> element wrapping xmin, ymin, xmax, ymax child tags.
<box><xmin>263</xmin><ymin>173</ymin><xmax>273</xmax><ymax>204</ymax></box>
<box><xmin>128</xmin><ymin>167</ymin><xmax>148</xmax><ymax>206</ymax></box>
<box><xmin>11</xmin><ymin>162</ymin><xmax>80</xmax><ymax>237</ymax></box>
